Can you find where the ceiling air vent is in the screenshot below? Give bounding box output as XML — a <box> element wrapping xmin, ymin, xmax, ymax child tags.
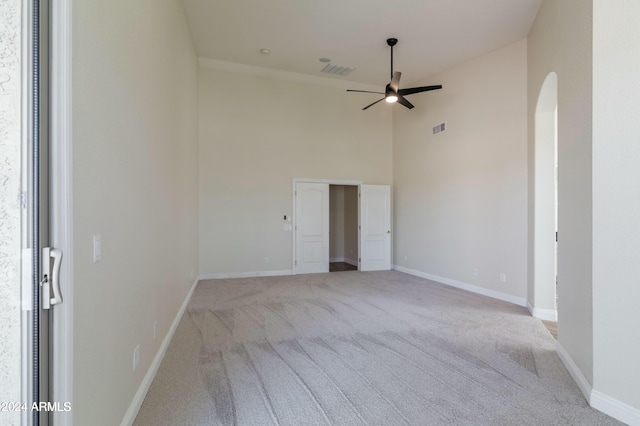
<box><xmin>320</xmin><ymin>63</ymin><xmax>355</xmax><ymax>76</ymax></box>
<box><xmin>433</xmin><ymin>122</ymin><xmax>446</xmax><ymax>135</ymax></box>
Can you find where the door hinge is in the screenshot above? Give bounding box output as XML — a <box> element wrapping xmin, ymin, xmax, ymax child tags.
<box><xmin>358</xmin><ymin>258</ymin><xmax>361</xmax><ymax>262</ymax></box>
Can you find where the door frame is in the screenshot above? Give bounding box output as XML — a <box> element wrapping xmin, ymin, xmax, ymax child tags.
<box><xmin>49</xmin><ymin>0</ymin><xmax>73</xmax><ymax>423</ymax></box>
<box><xmin>291</xmin><ymin>178</ymin><xmax>362</xmax><ymax>274</ymax></box>
<box><xmin>529</xmin><ymin>72</ymin><xmax>558</xmax><ymax>322</ymax></box>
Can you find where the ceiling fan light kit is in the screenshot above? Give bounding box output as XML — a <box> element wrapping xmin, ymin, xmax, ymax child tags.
<box><xmin>347</xmin><ymin>38</ymin><xmax>442</xmax><ymax>110</ymax></box>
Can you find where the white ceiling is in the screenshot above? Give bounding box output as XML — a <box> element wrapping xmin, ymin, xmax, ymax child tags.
<box><xmin>183</xmin><ymin>0</ymin><xmax>542</xmax><ymax>87</ymax></box>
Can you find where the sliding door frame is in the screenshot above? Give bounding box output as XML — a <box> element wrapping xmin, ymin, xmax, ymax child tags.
<box><xmin>49</xmin><ymin>0</ymin><xmax>73</xmax><ymax>424</ymax></box>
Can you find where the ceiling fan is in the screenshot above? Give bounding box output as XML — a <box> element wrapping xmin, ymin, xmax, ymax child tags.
<box><xmin>347</xmin><ymin>38</ymin><xmax>442</xmax><ymax>110</ymax></box>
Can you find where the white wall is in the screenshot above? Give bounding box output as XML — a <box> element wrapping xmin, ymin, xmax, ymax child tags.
<box><xmin>393</xmin><ymin>39</ymin><xmax>528</xmax><ymax>302</ymax></box>
<box><xmin>527</xmin><ymin>0</ymin><xmax>594</xmax><ymax>384</ymax></box>
<box><xmin>592</xmin><ymin>0</ymin><xmax>640</xmax><ymax>415</ymax></box>
<box><xmin>72</xmin><ymin>0</ymin><xmax>199</xmax><ymax>424</ymax></box>
<box><xmin>198</xmin><ymin>66</ymin><xmax>392</xmax><ymax>275</ymax></box>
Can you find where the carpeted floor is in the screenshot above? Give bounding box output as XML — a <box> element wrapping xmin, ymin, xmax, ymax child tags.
<box><xmin>134</xmin><ymin>271</ymin><xmax>620</xmax><ymax>425</ymax></box>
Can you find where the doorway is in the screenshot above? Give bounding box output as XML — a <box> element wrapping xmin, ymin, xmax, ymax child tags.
<box><xmin>293</xmin><ymin>179</ymin><xmax>391</xmax><ymax>274</ymax></box>
<box><xmin>329</xmin><ymin>185</ymin><xmax>358</xmax><ymax>272</ymax></box>
<box><xmin>532</xmin><ymin>72</ymin><xmax>558</xmax><ymax>322</ymax></box>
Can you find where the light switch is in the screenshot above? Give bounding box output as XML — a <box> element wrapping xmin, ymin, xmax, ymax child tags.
<box><xmin>93</xmin><ymin>234</ymin><xmax>102</xmax><ymax>263</ymax></box>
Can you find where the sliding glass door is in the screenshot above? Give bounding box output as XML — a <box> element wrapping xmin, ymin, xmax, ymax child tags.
<box><xmin>1</xmin><ymin>1</ymin><xmax>61</xmax><ymax>425</ymax></box>
<box><xmin>28</xmin><ymin>0</ymin><xmax>52</xmax><ymax>423</ymax></box>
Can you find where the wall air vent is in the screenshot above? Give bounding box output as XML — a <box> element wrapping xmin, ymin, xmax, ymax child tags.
<box><xmin>433</xmin><ymin>122</ymin><xmax>446</xmax><ymax>135</ymax></box>
<box><xmin>320</xmin><ymin>63</ymin><xmax>355</xmax><ymax>76</ymax></box>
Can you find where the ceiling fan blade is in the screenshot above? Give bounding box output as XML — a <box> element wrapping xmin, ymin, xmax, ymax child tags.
<box><xmin>362</xmin><ymin>98</ymin><xmax>386</xmax><ymax>110</ymax></box>
<box><xmin>390</xmin><ymin>71</ymin><xmax>401</xmax><ymax>92</ymax></box>
<box><xmin>347</xmin><ymin>90</ymin><xmax>385</xmax><ymax>95</ymax></box>
<box><xmin>397</xmin><ymin>95</ymin><xmax>414</xmax><ymax>109</ymax></box>
<box><xmin>398</xmin><ymin>85</ymin><xmax>443</xmax><ymax>96</ymax></box>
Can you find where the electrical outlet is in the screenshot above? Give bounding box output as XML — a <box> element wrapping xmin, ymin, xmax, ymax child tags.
<box><xmin>264</xmin><ymin>257</ymin><xmax>269</xmax><ymax>264</ymax></box>
<box><xmin>153</xmin><ymin>321</ymin><xmax>157</xmax><ymax>340</ymax></box>
<box><xmin>133</xmin><ymin>344</ymin><xmax>140</xmax><ymax>371</ymax></box>
<box><xmin>500</xmin><ymin>273</ymin><xmax>507</xmax><ymax>283</ymax></box>
<box><xmin>472</xmin><ymin>268</ymin><xmax>478</xmax><ymax>276</ymax></box>
<box><xmin>404</xmin><ymin>255</ymin><xmax>408</xmax><ymax>262</ymax></box>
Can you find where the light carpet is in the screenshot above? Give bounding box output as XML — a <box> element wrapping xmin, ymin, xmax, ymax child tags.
<box><xmin>134</xmin><ymin>271</ymin><xmax>620</xmax><ymax>425</ymax></box>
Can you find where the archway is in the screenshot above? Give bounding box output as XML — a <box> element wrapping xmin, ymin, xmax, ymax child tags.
<box><xmin>531</xmin><ymin>72</ymin><xmax>558</xmax><ymax>321</ymax></box>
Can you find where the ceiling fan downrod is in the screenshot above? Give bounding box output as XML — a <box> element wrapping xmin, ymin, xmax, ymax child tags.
<box><xmin>387</xmin><ymin>38</ymin><xmax>398</xmax><ymax>80</ymax></box>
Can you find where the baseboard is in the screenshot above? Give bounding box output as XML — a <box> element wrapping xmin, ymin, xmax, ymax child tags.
<box><xmin>344</xmin><ymin>257</ymin><xmax>358</xmax><ymax>267</ymax></box>
<box><xmin>329</xmin><ymin>257</ymin><xmax>358</xmax><ymax>267</ymax></box>
<box><xmin>199</xmin><ymin>269</ymin><xmax>293</xmax><ymax>280</ymax></box>
<box><xmin>554</xmin><ymin>345</ymin><xmax>640</xmax><ymax>426</ymax></box>
<box><xmin>392</xmin><ymin>265</ymin><xmax>526</xmax><ymax>307</ymax></box>
<box><xmin>526</xmin><ymin>300</ymin><xmax>558</xmax><ymax>322</ymax></box>
<box><xmin>120</xmin><ymin>278</ymin><xmax>199</xmax><ymax>426</ymax></box>
<box><xmin>591</xmin><ymin>389</ymin><xmax>640</xmax><ymax>426</ymax></box>
<box><xmin>555</xmin><ymin>342</ymin><xmax>592</xmax><ymax>403</ymax></box>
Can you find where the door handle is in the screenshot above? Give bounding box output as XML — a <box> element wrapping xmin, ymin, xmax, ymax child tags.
<box><xmin>50</xmin><ymin>248</ymin><xmax>63</xmax><ymax>305</ymax></box>
<box><xmin>42</xmin><ymin>247</ymin><xmax>63</xmax><ymax>309</ymax></box>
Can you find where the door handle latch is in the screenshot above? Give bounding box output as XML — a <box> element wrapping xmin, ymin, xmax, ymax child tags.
<box><xmin>42</xmin><ymin>247</ymin><xmax>63</xmax><ymax>309</ymax></box>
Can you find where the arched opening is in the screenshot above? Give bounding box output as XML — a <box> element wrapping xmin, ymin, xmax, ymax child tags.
<box><xmin>532</xmin><ymin>72</ymin><xmax>558</xmax><ymax>322</ymax></box>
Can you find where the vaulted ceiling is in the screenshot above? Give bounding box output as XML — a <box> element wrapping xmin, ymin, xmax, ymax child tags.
<box><xmin>183</xmin><ymin>0</ymin><xmax>542</xmax><ymax>87</ymax></box>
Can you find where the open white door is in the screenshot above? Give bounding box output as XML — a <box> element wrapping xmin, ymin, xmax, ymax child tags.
<box><xmin>295</xmin><ymin>182</ymin><xmax>329</xmax><ymax>274</ymax></box>
<box><xmin>359</xmin><ymin>185</ymin><xmax>391</xmax><ymax>271</ymax></box>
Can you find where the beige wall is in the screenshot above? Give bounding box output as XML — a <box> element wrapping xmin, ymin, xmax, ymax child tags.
<box><xmin>198</xmin><ymin>67</ymin><xmax>392</xmax><ymax>275</ymax></box>
<box><xmin>393</xmin><ymin>39</ymin><xmax>528</xmax><ymax>301</ymax></box>
<box><xmin>72</xmin><ymin>0</ymin><xmax>199</xmax><ymax>424</ymax></box>
<box><xmin>527</xmin><ymin>0</ymin><xmax>594</xmax><ymax>384</ymax></box>
<box><xmin>592</xmin><ymin>0</ymin><xmax>640</xmax><ymax>413</ymax></box>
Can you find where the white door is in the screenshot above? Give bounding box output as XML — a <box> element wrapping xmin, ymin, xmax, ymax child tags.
<box><xmin>295</xmin><ymin>183</ymin><xmax>329</xmax><ymax>274</ymax></box>
<box><xmin>360</xmin><ymin>185</ymin><xmax>391</xmax><ymax>271</ymax></box>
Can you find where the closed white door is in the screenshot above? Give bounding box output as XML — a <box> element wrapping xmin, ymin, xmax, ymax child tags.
<box><xmin>360</xmin><ymin>185</ymin><xmax>391</xmax><ymax>271</ymax></box>
<box><xmin>295</xmin><ymin>183</ymin><xmax>329</xmax><ymax>274</ymax></box>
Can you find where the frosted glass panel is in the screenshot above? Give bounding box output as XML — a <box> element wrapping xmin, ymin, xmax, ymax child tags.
<box><xmin>0</xmin><ymin>0</ymin><xmax>23</xmax><ymax>423</ymax></box>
